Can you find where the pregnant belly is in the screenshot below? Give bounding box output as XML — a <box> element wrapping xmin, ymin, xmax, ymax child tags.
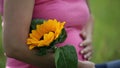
<box><xmin>6</xmin><ymin>28</ymin><xmax>85</xmax><ymax>68</ymax></box>
<box><xmin>33</xmin><ymin>0</ymin><xmax>90</xmax><ymax>29</ymax></box>
<box><xmin>56</xmin><ymin>28</ymin><xmax>85</xmax><ymax>60</ymax></box>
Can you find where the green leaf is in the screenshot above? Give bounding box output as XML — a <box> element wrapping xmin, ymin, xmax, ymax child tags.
<box><xmin>57</xmin><ymin>28</ymin><xmax>67</xmax><ymax>43</ymax></box>
<box><xmin>36</xmin><ymin>47</ymin><xmax>47</xmax><ymax>56</ymax></box>
<box><xmin>55</xmin><ymin>48</ymin><xmax>60</xmax><ymax>67</ymax></box>
<box><xmin>30</xmin><ymin>19</ymin><xmax>44</xmax><ymax>30</ymax></box>
<box><xmin>55</xmin><ymin>45</ymin><xmax>78</xmax><ymax>68</ymax></box>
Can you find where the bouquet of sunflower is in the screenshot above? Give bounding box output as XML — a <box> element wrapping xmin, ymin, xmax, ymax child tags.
<box><xmin>27</xmin><ymin>19</ymin><xmax>78</xmax><ymax>68</ymax></box>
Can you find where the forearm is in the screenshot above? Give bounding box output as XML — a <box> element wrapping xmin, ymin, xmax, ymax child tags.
<box><xmin>3</xmin><ymin>22</ymin><xmax>55</xmax><ymax>68</ymax></box>
<box><xmin>3</xmin><ymin>28</ymin><xmax>55</xmax><ymax>68</ymax></box>
<box><xmin>3</xmin><ymin>0</ymin><xmax>55</xmax><ymax>67</ymax></box>
<box><xmin>85</xmin><ymin>0</ymin><xmax>94</xmax><ymax>39</ymax></box>
<box><xmin>13</xmin><ymin>48</ymin><xmax>55</xmax><ymax>68</ymax></box>
<box><xmin>85</xmin><ymin>15</ymin><xmax>94</xmax><ymax>39</ymax></box>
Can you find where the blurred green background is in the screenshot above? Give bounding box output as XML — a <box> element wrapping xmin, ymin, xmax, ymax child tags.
<box><xmin>90</xmin><ymin>0</ymin><xmax>120</xmax><ymax>63</ymax></box>
<box><xmin>0</xmin><ymin>0</ymin><xmax>120</xmax><ymax>68</ymax></box>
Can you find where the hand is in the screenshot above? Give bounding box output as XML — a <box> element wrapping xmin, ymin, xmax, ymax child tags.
<box><xmin>78</xmin><ymin>60</ymin><xmax>95</xmax><ymax>68</ymax></box>
<box><xmin>79</xmin><ymin>31</ymin><xmax>93</xmax><ymax>60</ymax></box>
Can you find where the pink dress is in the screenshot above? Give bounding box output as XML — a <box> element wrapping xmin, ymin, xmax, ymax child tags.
<box><xmin>0</xmin><ymin>0</ymin><xmax>90</xmax><ymax>68</ymax></box>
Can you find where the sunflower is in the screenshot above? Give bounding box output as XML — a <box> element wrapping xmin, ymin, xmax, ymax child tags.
<box><xmin>27</xmin><ymin>19</ymin><xmax>65</xmax><ymax>50</ymax></box>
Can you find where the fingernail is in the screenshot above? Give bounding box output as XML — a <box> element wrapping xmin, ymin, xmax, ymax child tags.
<box><xmin>84</xmin><ymin>55</ymin><xmax>87</xmax><ymax>59</ymax></box>
<box><xmin>81</xmin><ymin>51</ymin><xmax>84</xmax><ymax>54</ymax></box>
<box><xmin>80</xmin><ymin>44</ymin><xmax>83</xmax><ymax>46</ymax></box>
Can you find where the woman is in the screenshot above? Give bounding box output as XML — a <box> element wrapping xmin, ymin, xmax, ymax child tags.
<box><xmin>0</xmin><ymin>0</ymin><xmax>94</xmax><ymax>68</ymax></box>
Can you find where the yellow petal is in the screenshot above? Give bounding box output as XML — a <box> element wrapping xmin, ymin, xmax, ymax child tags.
<box><xmin>38</xmin><ymin>32</ymin><xmax>54</xmax><ymax>47</ymax></box>
<box><xmin>29</xmin><ymin>45</ymin><xmax>36</xmax><ymax>50</ymax></box>
<box><xmin>27</xmin><ymin>19</ymin><xmax>66</xmax><ymax>50</ymax></box>
<box><xmin>31</xmin><ymin>30</ymin><xmax>40</xmax><ymax>39</ymax></box>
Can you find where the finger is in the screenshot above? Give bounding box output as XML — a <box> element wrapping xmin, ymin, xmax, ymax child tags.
<box><xmin>80</xmin><ymin>39</ymin><xmax>91</xmax><ymax>47</ymax></box>
<box><xmin>78</xmin><ymin>60</ymin><xmax>95</xmax><ymax>68</ymax></box>
<box><xmin>80</xmin><ymin>45</ymin><xmax>93</xmax><ymax>54</ymax></box>
<box><xmin>84</xmin><ymin>52</ymin><xmax>92</xmax><ymax>60</ymax></box>
<box><xmin>88</xmin><ymin>57</ymin><xmax>92</xmax><ymax>61</ymax></box>
<box><xmin>79</xmin><ymin>60</ymin><xmax>94</xmax><ymax>64</ymax></box>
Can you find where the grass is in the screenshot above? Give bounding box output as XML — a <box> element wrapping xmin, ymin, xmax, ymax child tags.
<box><xmin>0</xmin><ymin>18</ymin><xmax>6</xmax><ymax>68</ymax></box>
<box><xmin>90</xmin><ymin>0</ymin><xmax>120</xmax><ymax>63</ymax></box>
<box><xmin>0</xmin><ymin>0</ymin><xmax>120</xmax><ymax>68</ymax></box>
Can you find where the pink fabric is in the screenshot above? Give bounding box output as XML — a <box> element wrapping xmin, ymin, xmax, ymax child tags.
<box><xmin>6</xmin><ymin>58</ymin><xmax>37</xmax><ymax>68</ymax></box>
<box><xmin>4</xmin><ymin>0</ymin><xmax>90</xmax><ymax>68</ymax></box>
<box><xmin>56</xmin><ymin>28</ymin><xmax>85</xmax><ymax>60</ymax></box>
<box><xmin>33</xmin><ymin>0</ymin><xmax>90</xmax><ymax>29</ymax></box>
